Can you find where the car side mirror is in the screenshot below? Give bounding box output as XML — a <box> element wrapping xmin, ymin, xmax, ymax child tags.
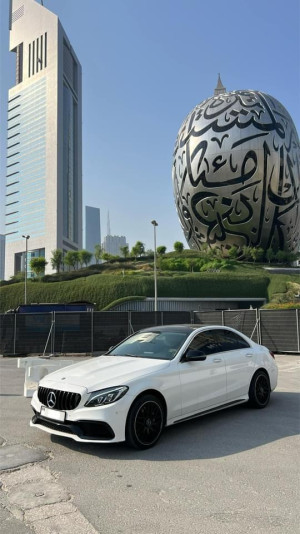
<box><xmin>184</xmin><ymin>349</ymin><xmax>207</xmax><ymax>361</ymax></box>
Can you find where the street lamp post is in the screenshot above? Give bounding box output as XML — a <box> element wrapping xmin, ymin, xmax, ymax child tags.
<box><xmin>151</xmin><ymin>220</ymin><xmax>158</xmax><ymax>312</ymax></box>
<box><xmin>22</xmin><ymin>235</ymin><xmax>30</xmax><ymax>304</ymax></box>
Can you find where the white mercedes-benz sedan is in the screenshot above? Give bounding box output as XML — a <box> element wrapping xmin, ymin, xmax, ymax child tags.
<box><xmin>30</xmin><ymin>325</ymin><xmax>278</xmax><ymax>449</ymax></box>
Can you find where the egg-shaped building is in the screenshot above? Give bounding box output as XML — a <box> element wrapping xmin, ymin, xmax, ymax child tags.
<box><xmin>172</xmin><ymin>77</ymin><xmax>300</xmax><ymax>253</ymax></box>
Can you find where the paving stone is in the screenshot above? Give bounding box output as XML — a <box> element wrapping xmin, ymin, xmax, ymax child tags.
<box><xmin>1</xmin><ymin>462</ymin><xmax>98</xmax><ymax>533</ymax></box>
<box><xmin>24</xmin><ymin>502</ymin><xmax>77</xmax><ymax>523</ymax></box>
<box><xmin>32</xmin><ymin>510</ymin><xmax>99</xmax><ymax>534</ymax></box>
<box><xmin>1</xmin><ymin>465</ymin><xmax>52</xmax><ymax>488</ymax></box>
<box><xmin>0</xmin><ymin>445</ymin><xmax>48</xmax><ymax>471</ymax></box>
<box><xmin>6</xmin><ymin>480</ymin><xmax>69</xmax><ymax>510</ymax></box>
<box><xmin>0</xmin><ymin>503</ymin><xmax>33</xmax><ymax>534</ymax></box>
<box><xmin>5</xmin><ymin>502</ymin><xmax>24</xmax><ymax>522</ymax></box>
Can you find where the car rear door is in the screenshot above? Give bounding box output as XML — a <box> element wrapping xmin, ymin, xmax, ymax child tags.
<box><xmin>178</xmin><ymin>330</ymin><xmax>227</xmax><ymax>415</ymax></box>
<box><xmin>217</xmin><ymin>329</ymin><xmax>254</xmax><ymax>400</ymax></box>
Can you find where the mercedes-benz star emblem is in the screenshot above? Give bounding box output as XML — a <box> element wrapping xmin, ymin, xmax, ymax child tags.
<box><xmin>47</xmin><ymin>391</ymin><xmax>56</xmax><ymax>409</ymax></box>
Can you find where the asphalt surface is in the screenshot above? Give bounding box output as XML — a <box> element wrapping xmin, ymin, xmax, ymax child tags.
<box><xmin>0</xmin><ymin>354</ymin><xmax>299</xmax><ymax>534</ymax></box>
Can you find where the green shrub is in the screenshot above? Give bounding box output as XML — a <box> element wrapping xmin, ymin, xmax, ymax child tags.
<box><xmin>263</xmin><ymin>303</ymin><xmax>300</xmax><ymax>309</ymax></box>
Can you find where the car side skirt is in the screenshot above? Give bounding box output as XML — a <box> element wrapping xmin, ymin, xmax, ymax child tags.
<box><xmin>171</xmin><ymin>399</ymin><xmax>248</xmax><ymax>425</ymax></box>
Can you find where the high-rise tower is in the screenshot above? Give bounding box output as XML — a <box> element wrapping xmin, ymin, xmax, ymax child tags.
<box><xmin>5</xmin><ymin>0</ymin><xmax>82</xmax><ymax>278</ymax></box>
<box><xmin>85</xmin><ymin>206</ymin><xmax>101</xmax><ymax>255</ymax></box>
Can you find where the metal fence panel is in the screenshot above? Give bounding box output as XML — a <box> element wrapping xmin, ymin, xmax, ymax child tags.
<box><xmin>259</xmin><ymin>310</ymin><xmax>298</xmax><ymax>352</ymax></box>
<box><xmin>1</xmin><ymin>309</ymin><xmax>299</xmax><ymax>355</ymax></box>
<box><xmin>298</xmin><ymin>310</ymin><xmax>300</xmax><ymax>353</ymax></box>
<box><xmin>0</xmin><ymin>314</ymin><xmax>15</xmax><ymax>355</ymax></box>
<box><xmin>193</xmin><ymin>311</ymin><xmax>224</xmax><ymax>326</ymax></box>
<box><xmin>93</xmin><ymin>312</ymin><xmax>129</xmax><ymax>351</ymax></box>
<box><xmin>15</xmin><ymin>313</ymin><xmax>52</xmax><ymax>355</ymax></box>
<box><xmin>53</xmin><ymin>312</ymin><xmax>92</xmax><ymax>354</ymax></box>
<box><xmin>161</xmin><ymin>311</ymin><xmax>192</xmax><ymax>325</ymax></box>
<box><xmin>223</xmin><ymin>310</ymin><xmax>259</xmax><ymax>343</ymax></box>
<box><xmin>130</xmin><ymin>312</ymin><xmax>162</xmax><ymax>332</ymax></box>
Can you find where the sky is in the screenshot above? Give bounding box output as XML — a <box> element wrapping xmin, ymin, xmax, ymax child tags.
<box><xmin>0</xmin><ymin>0</ymin><xmax>299</xmax><ymax>252</ymax></box>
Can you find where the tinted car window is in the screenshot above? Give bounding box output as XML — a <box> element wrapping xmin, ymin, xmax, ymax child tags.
<box><xmin>187</xmin><ymin>329</ymin><xmax>250</xmax><ymax>356</ymax></box>
<box><xmin>220</xmin><ymin>329</ymin><xmax>250</xmax><ymax>351</ymax></box>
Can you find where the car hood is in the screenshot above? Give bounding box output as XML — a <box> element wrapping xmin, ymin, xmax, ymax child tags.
<box><xmin>39</xmin><ymin>356</ymin><xmax>171</xmax><ymax>392</ymax></box>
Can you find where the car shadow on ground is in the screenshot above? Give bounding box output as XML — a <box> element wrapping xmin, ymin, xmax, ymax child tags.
<box><xmin>51</xmin><ymin>390</ymin><xmax>299</xmax><ymax>461</ymax></box>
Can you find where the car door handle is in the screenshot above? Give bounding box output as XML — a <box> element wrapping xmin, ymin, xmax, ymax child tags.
<box><xmin>213</xmin><ymin>358</ymin><xmax>222</xmax><ymax>363</ymax></box>
<box><xmin>245</xmin><ymin>353</ymin><xmax>253</xmax><ymax>358</ymax></box>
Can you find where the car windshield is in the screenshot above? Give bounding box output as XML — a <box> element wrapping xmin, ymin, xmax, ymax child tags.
<box><xmin>108</xmin><ymin>331</ymin><xmax>190</xmax><ymax>360</ymax></box>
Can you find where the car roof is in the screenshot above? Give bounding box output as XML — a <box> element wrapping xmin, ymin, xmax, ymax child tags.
<box><xmin>139</xmin><ymin>324</ymin><xmax>246</xmax><ymax>335</ymax></box>
<box><xmin>139</xmin><ymin>324</ymin><xmax>203</xmax><ymax>334</ymax></box>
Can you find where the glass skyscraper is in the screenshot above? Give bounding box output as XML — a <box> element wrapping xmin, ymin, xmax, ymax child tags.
<box><xmin>85</xmin><ymin>206</ymin><xmax>101</xmax><ymax>255</ymax></box>
<box><xmin>5</xmin><ymin>0</ymin><xmax>82</xmax><ymax>279</ymax></box>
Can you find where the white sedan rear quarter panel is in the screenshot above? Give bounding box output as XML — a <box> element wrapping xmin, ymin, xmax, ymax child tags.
<box><xmin>252</xmin><ymin>345</ymin><xmax>278</xmax><ymax>390</ymax></box>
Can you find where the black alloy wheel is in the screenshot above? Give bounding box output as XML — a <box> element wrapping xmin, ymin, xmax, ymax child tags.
<box><xmin>249</xmin><ymin>371</ymin><xmax>271</xmax><ymax>409</ymax></box>
<box><xmin>126</xmin><ymin>394</ymin><xmax>165</xmax><ymax>449</ymax></box>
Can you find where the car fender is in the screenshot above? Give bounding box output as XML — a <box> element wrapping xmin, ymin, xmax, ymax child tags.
<box><xmin>125</xmin><ymin>371</ymin><xmax>181</xmax><ymax>421</ymax></box>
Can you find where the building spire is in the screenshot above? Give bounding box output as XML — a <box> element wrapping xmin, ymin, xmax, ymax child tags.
<box><xmin>214</xmin><ymin>73</ymin><xmax>226</xmax><ymax>96</ymax></box>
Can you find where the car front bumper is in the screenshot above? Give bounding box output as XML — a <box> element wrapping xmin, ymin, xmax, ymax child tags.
<box><xmin>30</xmin><ymin>390</ymin><xmax>133</xmax><ymax>443</ymax></box>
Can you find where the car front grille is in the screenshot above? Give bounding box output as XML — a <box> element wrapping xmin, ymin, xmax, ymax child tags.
<box><xmin>38</xmin><ymin>386</ymin><xmax>81</xmax><ymax>410</ymax></box>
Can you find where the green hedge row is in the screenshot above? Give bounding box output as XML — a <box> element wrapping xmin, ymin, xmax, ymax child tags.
<box><xmin>0</xmin><ymin>272</ymin><xmax>270</xmax><ymax>313</ymax></box>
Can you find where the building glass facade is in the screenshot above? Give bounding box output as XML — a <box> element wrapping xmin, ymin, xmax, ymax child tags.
<box><xmin>15</xmin><ymin>247</ymin><xmax>45</xmax><ymax>277</ymax></box>
<box><xmin>0</xmin><ymin>235</ymin><xmax>5</xmax><ymax>280</ymax></box>
<box><xmin>102</xmin><ymin>235</ymin><xmax>128</xmax><ymax>256</ymax></box>
<box><xmin>85</xmin><ymin>206</ymin><xmax>101</xmax><ymax>254</ymax></box>
<box><xmin>63</xmin><ymin>82</ymin><xmax>77</xmax><ymax>242</ymax></box>
<box><xmin>6</xmin><ymin>77</ymin><xmax>46</xmax><ymax>243</ymax></box>
<box><xmin>4</xmin><ymin>0</ymin><xmax>82</xmax><ymax>280</ymax></box>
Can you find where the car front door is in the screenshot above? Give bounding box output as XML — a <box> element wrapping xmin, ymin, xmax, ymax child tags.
<box><xmin>178</xmin><ymin>330</ymin><xmax>227</xmax><ymax>416</ymax></box>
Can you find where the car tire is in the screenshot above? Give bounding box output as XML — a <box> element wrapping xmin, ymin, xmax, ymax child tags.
<box><xmin>248</xmin><ymin>371</ymin><xmax>271</xmax><ymax>409</ymax></box>
<box><xmin>126</xmin><ymin>394</ymin><xmax>165</xmax><ymax>449</ymax></box>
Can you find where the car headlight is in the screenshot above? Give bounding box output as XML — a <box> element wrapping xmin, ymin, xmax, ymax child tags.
<box><xmin>84</xmin><ymin>386</ymin><xmax>129</xmax><ymax>407</ymax></box>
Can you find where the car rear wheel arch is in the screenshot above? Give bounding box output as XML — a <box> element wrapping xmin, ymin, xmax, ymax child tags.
<box><xmin>251</xmin><ymin>367</ymin><xmax>270</xmax><ymax>381</ymax></box>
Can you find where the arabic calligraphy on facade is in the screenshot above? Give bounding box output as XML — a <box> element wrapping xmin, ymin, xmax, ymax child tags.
<box><xmin>173</xmin><ymin>90</ymin><xmax>300</xmax><ymax>253</ymax></box>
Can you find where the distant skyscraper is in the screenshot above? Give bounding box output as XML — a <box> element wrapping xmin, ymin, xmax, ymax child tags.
<box><xmin>85</xmin><ymin>206</ymin><xmax>101</xmax><ymax>254</ymax></box>
<box><xmin>4</xmin><ymin>0</ymin><xmax>82</xmax><ymax>279</ymax></box>
<box><xmin>0</xmin><ymin>235</ymin><xmax>5</xmax><ymax>280</ymax></box>
<box><xmin>102</xmin><ymin>211</ymin><xmax>128</xmax><ymax>256</ymax></box>
<box><xmin>102</xmin><ymin>235</ymin><xmax>128</xmax><ymax>256</ymax></box>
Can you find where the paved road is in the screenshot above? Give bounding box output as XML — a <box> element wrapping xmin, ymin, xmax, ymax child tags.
<box><xmin>0</xmin><ymin>355</ymin><xmax>299</xmax><ymax>534</ymax></box>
